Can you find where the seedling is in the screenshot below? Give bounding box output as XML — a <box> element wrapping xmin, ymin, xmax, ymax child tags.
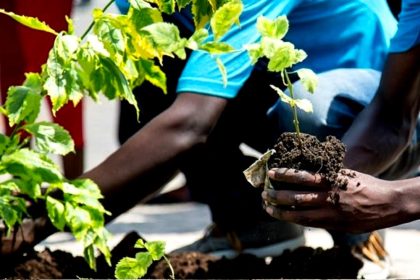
<box><xmin>246</xmin><ymin>16</ymin><xmax>318</xmax><ymax>142</ymax></box>
<box><xmin>115</xmin><ymin>239</ymin><xmax>174</xmax><ymax>279</ymax></box>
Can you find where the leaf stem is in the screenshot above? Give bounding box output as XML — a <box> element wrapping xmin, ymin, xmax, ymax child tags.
<box><xmin>284</xmin><ymin>70</ymin><xmax>301</xmax><ymax>140</ymax></box>
<box><xmin>81</xmin><ymin>0</ymin><xmax>115</xmax><ymax>40</ymax></box>
<box><xmin>164</xmin><ymin>255</ymin><xmax>175</xmax><ymax>279</ymax></box>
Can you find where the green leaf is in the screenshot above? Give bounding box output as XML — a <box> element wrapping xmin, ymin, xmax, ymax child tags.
<box><xmin>192</xmin><ymin>0</ymin><xmax>213</xmax><ymax>29</ymax></box>
<box><xmin>93</xmin><ymin>228</ymin><xmax>112</xmax><ymax>266</ymax></box>
<box><xmin>0</xmin><ymin>199</ymin><xmax>19</xmax><ymax>234</ymax></box>
<box><xmin>66</xmin><ymin>179</ymin><xmax>104</xmax><ymax>199</ymax></box>
<box><xmin>46</xmin><ymin>196</ymin><xmax>66</xmax><ymax>231</ymax></box>
<box><xmin>270</xmin><ymin>85</ymin><xmax>313</xmax><ymax>113</ymax></box>
<box><xmin>115</xmin><ymin>257</ymin><xmax>146</xmax><ymax>279</ymax></box>
<box><xmin>43</xmin><ymin>34</ymin><xmax>83</xmax><ymax>112</ymax></box>
<box><xmin>177</xmin><ymin>0</ymin><xmax>192</xmax><ymax>9</ymax></box>
<box><xmin>186</xmin><ymin>28</ymin><xmax>209</xmax><ymax>50</ymax></box>
<box><xmin>24</xmin><ymin>122</ymin><xmax>74</xmax><ymax>155</ymax></box>
<box><xmin>84</xmin><ymin>244</ymin><xmax>96</xmax><ymax>271</ymax></box>
<box><xmin>128</xmin><ymin>6</ymin><xmax>163</xmax><ymax>30</ymax></box>
<box><xmin>245</xmin><ymin>43</ymin><xmax>263</xmax><ymax>64</ymax></box>
<box><xmin>294</xmin><ymin>98</ymin><xmax>313</xmax><ymax>113</ymax></box>
<box><xmin>199</xmin><ymin>41</ymin><xmax>234</xmax><ymax>54</ymax></box>
<box><xmin>0</xmin><ymin>134</ymin><xmax>9</xmax><ymax>156</ymax></box>
<box><xmin>145</xmin><ymin>241</ymin><xmax>166</xmax><ymax>261</ymax></box>
<box><xmin>134</xmin><ymin>252</ymin><xmax>153</xmax><ymax>275</ymax></box>
<box><xmin>134</xmin><ymin>238</ymin><xmax>146</xmax><ymax>249</ymax></box>
<box><xmin>156</xmin><ymin>0</ymin><xmax>176</xmax><ymax>14</ymax></box>
<box><xmin>5</xmin><ymin>74</ymin><xmax>43</xmax><ymax>126</ymax></box>
<box><xmin>141</xmin><ymin>22</ymin><xmax>187</xmax><ymax>58</ymax></box>
<box><xmin>216</xmin><ymin>57</ymin><xmax>227</xmax><ymax>87</ymax></box>
<box><xmin>139</xmin><ymin>59</ymin><xmax>167</xmax><ymax>93</ymax></box>
<box><xmin>2</xmin><ymin>149</ymin><xmax>63</xmax><ymax>183</ymax></box>
<box><xmin>257</xmin><ymin>16</ymin><xmax>288</xmax><ymax>39</ymax></box>
<box><xmin>66</xmin><ymin>16</ymin><xmax>74</xmax><ymax>34</ymax></box>
<box><xmin>0</xmin><ymin>9</ymin><xmax>58</xmax><ymax>35</ymax></box>
<box><xmin>296</xmin><ymin>68</ymin><xmax>318</xmax><ymax>94</ymax></box>
<box><xmin>97</xmin><ymin>56</ymin><xmax>140</xmax><ymax>119</ymax></box>
<box><xmin>13</xmin><ymin>179</ymin><xmax>42</xmax><ymax>200</ymax></box>
<box><xmin>64</xmin><ymin>202</ymin><xmax>91</xmax><ymax>240</ymax></box>
<box><xmin>211</xmin><ymin>0</ymin><xmax>243</xmax><ymax>40</ymax></box>
<box><xmin>129</xmin><ymin>0</ymin><xmax>153</xmax><ymax>9</ymax></box>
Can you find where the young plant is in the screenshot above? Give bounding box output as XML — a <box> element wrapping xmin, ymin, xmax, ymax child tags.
<box><xmin>246</xmin><ymin>16</ymin><xmax>318</xmax><ymax>141</ymax></box>
<box><xmin>115</xmin><ymin>239</ymin><xmax>174</xmax><ymax>279</ymax></box>
<box><xmin>0</xmin><ymin>0</ymin><xmax>244</xmax><ymax>271</ymax></box>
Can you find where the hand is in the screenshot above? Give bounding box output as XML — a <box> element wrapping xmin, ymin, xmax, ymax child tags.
<box><xmin>261</xmin><ymin>168</ymin><xmax>408</xmax><ymax>233</ymax></box>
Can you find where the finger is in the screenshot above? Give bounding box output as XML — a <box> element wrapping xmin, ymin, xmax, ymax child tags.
<box><xmin>262</xmin><ymin>189</ymin><xmax>330</xmax><ymax>208</ymax></box>
<box><xmin>264</xmin><ymin>205</ymin><xmax>336</xmax><ymax>228</ymax></box>
<box><xmin>267</xmin><ymin>168</ymin><xmax>328</xmax><ymax>188</ymax></box>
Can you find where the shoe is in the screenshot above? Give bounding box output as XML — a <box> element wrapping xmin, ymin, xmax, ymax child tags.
<box><xmin>353</xmin><ymin>231</ymin><xmax>391</xmax><ymax>279</ymax></box>
<box><xmin>172</xmin><ymin>221</ymin><xmax>305</xmax><ymax>259</ymax></box>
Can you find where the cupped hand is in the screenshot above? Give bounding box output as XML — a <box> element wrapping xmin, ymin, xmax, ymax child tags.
<box><xmin>261</xmin><ymin>168</ymin><xmax>407</xmax><ymax>233</ymax></box>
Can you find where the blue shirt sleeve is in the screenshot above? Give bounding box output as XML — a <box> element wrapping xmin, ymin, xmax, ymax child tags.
<box><xmin>176</xmin><ymin>0</ymin><xmax>301</xmax><ymax>99</ymax></box>
<box><xmin>389</xmin><ymin>0</ymin><xmax>420</xmax><ymax>52</ymax></box>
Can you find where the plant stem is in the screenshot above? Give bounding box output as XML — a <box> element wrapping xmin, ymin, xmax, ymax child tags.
<box><xmin>163</xmin><ymin>255</ymin><xmax>175</xmax><ymax>279</ymax></box>
<box><xmin>284</xmin><ymin>71</ymin><xmax>301</xmax><ymax>141</ymax></box>
<box><xmin>81</xmin><ymin>0</ymin><xmax>115</xmax><ymax>40</ymax></box>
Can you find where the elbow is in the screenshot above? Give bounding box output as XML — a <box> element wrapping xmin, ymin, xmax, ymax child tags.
<box><xmin>166</xmin><ymin>110</ymin><xmax>214</xmax><ymax>151</ymax></box>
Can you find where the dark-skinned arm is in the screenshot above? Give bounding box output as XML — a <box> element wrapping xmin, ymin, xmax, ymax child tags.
<box><xmin>82</xmin><ymin>93</ymin><xmax>227</xmax><ymax>219</ymax></box>
<box><xmin>343</xmin><ymin>45</ymin><xmax>420</xmax><ymax>175</ymax></box>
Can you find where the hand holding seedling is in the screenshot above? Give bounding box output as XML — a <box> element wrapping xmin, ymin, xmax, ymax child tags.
<box><xmin>261</xmin><ymin>167</ymin><xmax>420</xmax><ymax>233</ymax></box>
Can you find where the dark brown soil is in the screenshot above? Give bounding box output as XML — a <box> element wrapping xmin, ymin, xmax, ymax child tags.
<box><xmin>268</xmin><ymin>132</ymin><xmax>347</xmax><ymax>202</ymax></box>
<box><xmin>0</xmin><ymin>231</ymin><xmax>362</xmax><ymax>279</ymax></box>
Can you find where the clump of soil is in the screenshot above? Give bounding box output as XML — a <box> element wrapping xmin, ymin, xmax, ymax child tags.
<box><xmin>1</xmin><ymin>231</ymin><xmax>362</xmax><ymax>279</ymax></box>
<box><xmin>268</xmin><ymin>132</ymin><xmax>347</xmax><ymax>202</ymax></box>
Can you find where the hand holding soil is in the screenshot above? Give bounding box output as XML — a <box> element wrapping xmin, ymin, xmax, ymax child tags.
<box><xmin>262</xmin><ymin>167</ymin><xmax>409</xmax><ymax>233</ymax></box>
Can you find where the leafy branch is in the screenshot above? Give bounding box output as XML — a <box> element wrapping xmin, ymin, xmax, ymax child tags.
<box><xmin>0</xmin><ymin>0</ymin><xmax>245</xmax><ymax>271</ymax></box>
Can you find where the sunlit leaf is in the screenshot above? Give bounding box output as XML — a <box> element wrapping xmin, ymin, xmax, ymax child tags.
<box><xmin>46</xmin><ymin>196</ymin><xmax>66</xmax><ymax>231</ymax></box>
<box><xmin>257</xmin><ymin>16</ymin><xmax>288</xmax><ymax>39</ymax></box>
<box><xmin>296</xmin><ymin>68</ymin><xmax>318</xmax><ymax>94</ymax></box>
<box><xmin>0</xmin><ymin>9</ymin><xmax>58</xmax><ymax>35</ymax></box>
<box><xmin>24</xmin><ymin>122</ymin><xmax>74</xmax><ymax>155</ymax></box>
<box><xmin>211</xmin><ymin>0</ymin><xmax>242</xmax><ymax>40</ymax></box>
<box><xmin>145</xmin><ymin>241</ymin><xmax>166</xmax><ymax>260</ymax></box>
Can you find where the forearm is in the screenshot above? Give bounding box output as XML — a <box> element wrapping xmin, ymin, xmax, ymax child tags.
<box><xmin>82</xmin><ymin>93</ymin><xmax>227</xmax><ymax>217</ymax></box>
<box><xmin>395</xmin><ymin>177</ymin><xmax>420</xmax><ymax>224</ymax></box>
<box><xmin>343</xmin><ymin>46</ymin><xmax>420</xmax><ymax>174</ymax></box>
<box><xmin>377</xmin><ymin>45</ymin><xmax>420</xmax><ymax>122</ymax></box>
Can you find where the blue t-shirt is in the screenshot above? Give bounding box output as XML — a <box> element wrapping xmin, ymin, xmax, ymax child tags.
<box><xmin>115</xmin><ymin>0</ymin><xmax>397</xmax><ymax>99</ymax></box>
<box><xmin>389</xmin><ymin>0</ymin><xmax>420</xmax><ymax>52</ymax></box>
<box><xmin>177</xmin><ymin>0</ymin><xmax>397</xmax><ymax>99</ymax></box>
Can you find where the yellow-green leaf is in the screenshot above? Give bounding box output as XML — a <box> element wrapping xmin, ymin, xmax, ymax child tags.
<box><xmin>216</xmin><ymin>57</ymin><xmax>227</xmax><ymax>87</ymax></box>
<box><xmin>24</xmin><ymin>122</ymin><xmax>74</xmax><ymax>156</ymax></box>
<box><xmin>257</xmin><ymin>16</ymin><xmax>288</xmax><ymax>39</ymax></box>
<box><xmin>0</xmin><ymin>9</ymin><xmax>58</xmax><ymax>35</ymax></box>
<box><xmin>210</xmin><ymin>0</ymin><xmax>243</xmax><ymax>40</ymax></box>
<box><xmin>296</xmin><ymin>68</ymin><xmax>318</xmax><ymax>94</ymax></box>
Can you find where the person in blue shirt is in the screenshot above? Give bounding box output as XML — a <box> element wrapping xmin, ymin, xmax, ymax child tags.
<box><xmin>1</xmin><ymin>0</ymin><xmax>406</xmax><ymax>277</ymax></box>
<box><xmin>110</xmin><ymin>0</ymin><xmax>400</xmax><ymax>276</ymax></box>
